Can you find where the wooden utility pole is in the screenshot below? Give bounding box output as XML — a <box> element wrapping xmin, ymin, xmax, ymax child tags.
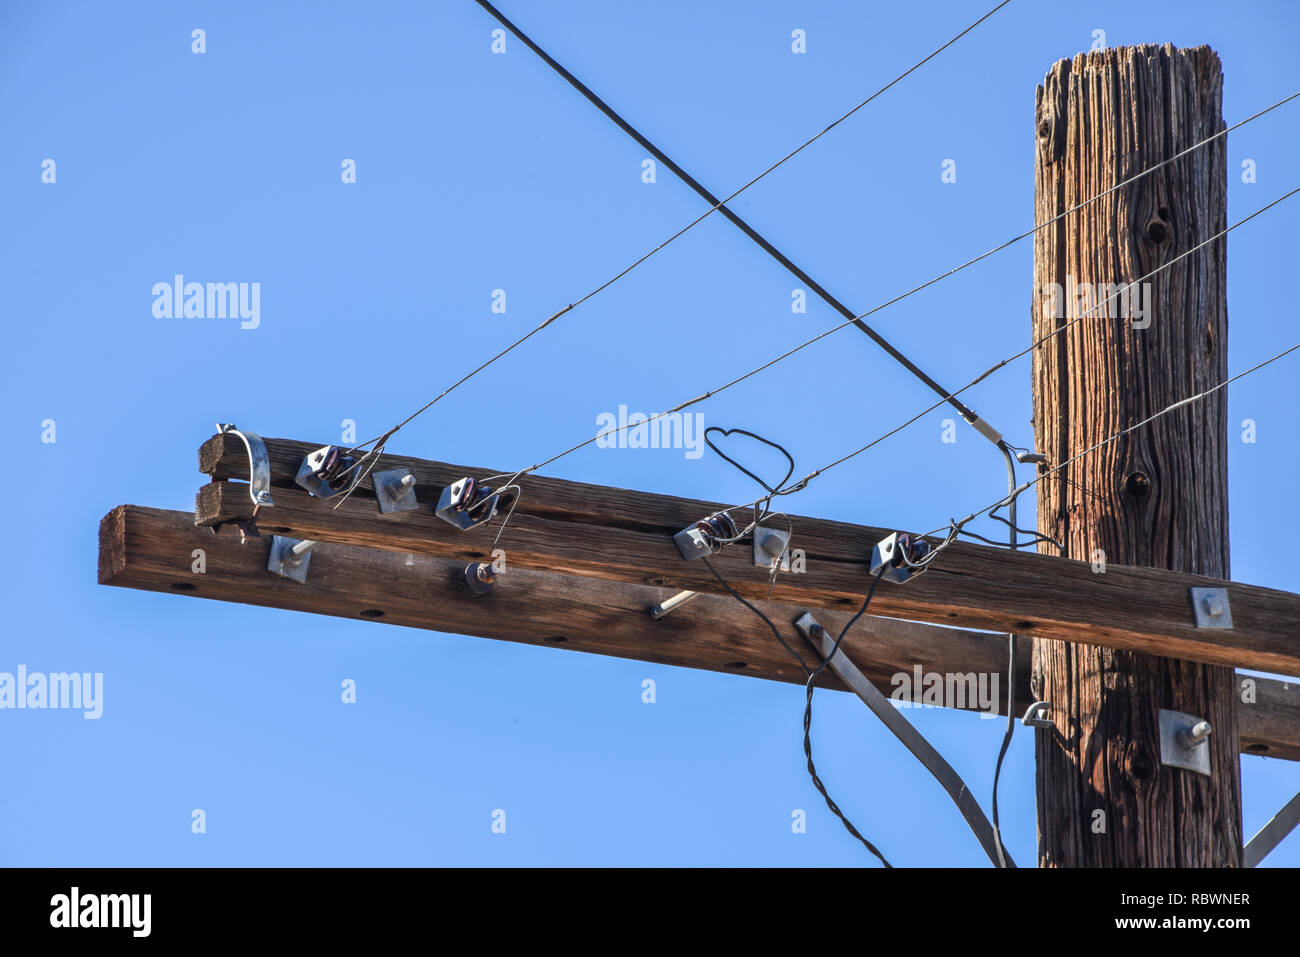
<box><xmin>1032</xmin><ymin>45</ymin><xmax>1240</xmax><ymax>866</ymax></box>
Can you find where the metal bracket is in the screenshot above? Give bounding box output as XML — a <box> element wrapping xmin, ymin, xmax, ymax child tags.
<box><xmin>435</xmin><ymin>478</ymin><xmax>501</xmax><ymax>531</ymax></box>
<box><xmin>1158</xmin><ymin>708</ymin><xmax>1213</xmax><ymax>777</ymax></box>
<box><xmin>673</xmin><ymin>527</ymin><xmax>713</xmax><ymax>560</ymax></box>
<box><xmin>267</xmin><ymin>536</ymin><xmax>316</xmax><ymax>583</ymax></box>
<box><xmin>1190</xmin><ymin>587</ymin><xmax>1233</xmax><ymax>629</ymax></box>
<box><xmin>217</xmin><ymin>423</ymin><xmax>274</xmax><ymax>510</ymax></box>
<box><xmin>793</xmin><ymin>611</ymin><xmax>1013</xmax><ymax>868</ymax></box>
<box><xmin>1022</xmin><ymin>701</ymin><xmax>1054</xmax><ymax>729</ymax></box>
<box><xmin>869</xmin><ymin>531</ymin><xmax>930</xmax><ymax>584</ymax></box>
<box><xmin>373</xmin><ymin>468</ymin><xmax>419</xmax><ymax>514</ymax></box>
<box><xmin>295</xmin><ymin>445</ymin><xmax>362</xmax><ymax>501</ymax></box>
<box><xmin>753</xmin><ymin>527</ymin><xmax>791</xmax><ymax>571</ymax></box>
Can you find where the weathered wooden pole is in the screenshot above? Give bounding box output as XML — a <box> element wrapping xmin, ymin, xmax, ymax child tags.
<box><xmin>1031</xmin><ymin>45</ymin><xmax>1241</xmax><ymax>866</ymax></box>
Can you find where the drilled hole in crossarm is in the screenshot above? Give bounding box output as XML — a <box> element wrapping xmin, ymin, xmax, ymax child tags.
<box><xmin>359</xmin><ymin>609</ymin><xmax>385</xmax><ymax>619</ymax></box>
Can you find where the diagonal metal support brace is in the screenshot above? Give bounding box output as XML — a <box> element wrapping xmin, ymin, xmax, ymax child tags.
<box><xmin>793</xmin><ymin>611</ymin><xmax>1013</xmax><ymax>868</ymax></box>
<box><xmin>1243</xmin><ymin>789</ymin><xmax>1300</xmax><ymax>868</ymax></box>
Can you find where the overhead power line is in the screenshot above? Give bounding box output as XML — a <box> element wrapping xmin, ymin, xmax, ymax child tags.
<box><xmin>340</xmin><ymin>0</ymin><xmax>1016</xmax><ymax>473</ymax></box>
<box><xmin>497</xmin><ymin>185</ymin><xmax>1300</xmax><ymax>488</ymax></box>
<box><xmin>475</xmin><ymin>0</ymin><xmax>1014</xmax><ymax>433</ymax></box>
<box><xmin>706</xmin><ymin>186</ymin><xmax>1300</xmax><ymax>517</ymax></box>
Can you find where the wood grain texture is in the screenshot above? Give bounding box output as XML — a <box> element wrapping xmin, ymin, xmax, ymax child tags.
<box><xmin>101</xmin><ymin>505</ymin><xmax>1300</xmax><ymax>759</ymax></box>
<box><xmin>197</xmin><ymin>434</ymin><xmax>1300</xmax><ymax>676</ymax></box>
<box><xmin>1032</xmin><ymin>45</ymin><xmax>1241</xmax><ymax>866</ymax></box>
<box><xmin>102</xmin><ymin>505</ymin><xmax>1017</xmax><ymax>708</ymax></box>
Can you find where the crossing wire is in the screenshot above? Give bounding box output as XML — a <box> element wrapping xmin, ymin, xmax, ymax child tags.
<box><xmin>338</xmin><ymin>0</ymin><xmax>1017</xmax><ymax>472</ymax></box>
<box><xmin>675</xmin><ymin>185</ymin><xmax>1300</xmax><ymax>520</ymax></box>
<box><xmin>348</xmin><ymin>81</ymin><xmax>1297</xmax><ymax>479</ymax></box>
<box><xmin>475</xmin><ymin>0</ymin><xmax>1013</xmax><ymax>433</ymax></box>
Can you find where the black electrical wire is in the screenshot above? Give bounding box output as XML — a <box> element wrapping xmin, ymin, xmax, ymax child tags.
<box><xmin>958</xmin><ymin>525</ymin><xmax>1058</xmax><ymax>551</ymax></box>
<box><xmin>703</xmin><ymin>547</ymin><xmax>890</xmax><ymax>864</ymax></box>
<box><xmin>475</xmin><ymin>0</ymin><xmax>1012</xmax><ymax>430</ymax></box>
<box><xmin>701</xmin><ymin>557</ymin><xmax>814</xmax><ymax>676</ymax></box>
<box><xmin>989</xmin><ymin>512</ymin><xmax>1061</xmax><ymax>551</ymax></box>
<box><xmin>804</xmin><ymin>567</ymin><xmax>891</xmax><ymax>866</ymax></box>
<box><xmin>990</xmin><ymin>632</ymin><xmax>1016</xmax><ymax>866</ymax></box>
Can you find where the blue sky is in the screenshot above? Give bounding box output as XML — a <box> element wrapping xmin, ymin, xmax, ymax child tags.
<box><xmin>2</xmin><ymin>0</ymin><xmax>1297</xmax><ymax>866</ymax></box>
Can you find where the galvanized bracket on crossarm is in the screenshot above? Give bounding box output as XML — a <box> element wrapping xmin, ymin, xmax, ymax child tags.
<box><xmin>217</xmin><ymin>423</ymin><xmax>274</xmax><ymax>510</ymax></box>
<box><xmin>793</xmin><ymin>611</ymin><xmax>1013</xmax><ymax>868</ymax></box>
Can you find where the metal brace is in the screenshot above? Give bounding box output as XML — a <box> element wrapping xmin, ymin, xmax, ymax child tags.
<box><xmin>793</xmin><ymin>611</ymin><xmax>1013</xmax><ymax>868</ymax></box>
<box><xmin>1190</xmin><ymin>587</ymin><xmax>1233</xmax><ymax>629</ymax></box>
<box><xmin>373</xmin><ymin>468</ymin><xmax>419</xmax><ymax>514</ymax></box>
<box><xmin>267</xmin><ymin>536</ymin><xmax>317</xmax><ymax>583</ymax></box>
<box><xmin>1158</xmin><ymin>708</ymin><xmax>1213</xmax><ymax>777</ymax></box>
<box><xmin>1243</xmin><ymin>789</ymin><xmax>1300</xmax><ymax>868</ymax></box>
<box><xmin>1022</xmin><ymin>701</ymin><xmax>1054</xmax><ymax>729</ymax></box>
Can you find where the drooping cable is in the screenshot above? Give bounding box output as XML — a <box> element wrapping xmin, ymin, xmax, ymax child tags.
<box><xmin>804</xmin><ymin>567</ymin><xmax>892</xmax><ymax>866</ymax></box>
<box><xmin>675</xmin><ymin>186</ymin><xmax>1300</xmax><ymax>520</ymax></box>
<box><xmin>701</xmin><ymin>557</ymin><xmax>814</xmax><ymax>676</ymax></box>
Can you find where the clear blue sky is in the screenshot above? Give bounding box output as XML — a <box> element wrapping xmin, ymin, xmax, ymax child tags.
<box><xmin>2</xmin><ymin>0</ymin><xmax>1297</xmax><ymax>867</ymax></box>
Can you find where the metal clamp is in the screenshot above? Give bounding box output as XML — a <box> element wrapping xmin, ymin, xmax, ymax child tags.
<box><xmin>267</xmin><ymin>536</ymin><xmax>317</xmax><ymax>583</ymax></box>
<box><xmin>373</xmin><ymin>468</ymin><xmax>419</xmax><ymax>514</ymax></box>
<box><xmin>1158</xmin><ymin>708</ymin><xmax>1213</xmax><ymax>777</ymax></box>
<box><xmin>295</xmin><ymin>445</ymin><xmax>362</xmax><ymax>501</ymax></box>
<box><xmin>435</xmin><ymin>477</ymin><xmax>502</xmax><ymax>531</ymax></box>
<box><xmin>1190</xmin><ymin>587</ymin><xmax>1233</xmax><ymax>629</ymax></box>
<box><xmin>1022</xmin><ymin>701</ymin><xmax>1054</xmax><ymax>729</ymax></box>
<box><xmin>673</xmin><ymin>511</ymin><xmax>737</xmax><ymax>561</ymax></box>
<box><xmin>217</xmin><ymin>423</ymin><xmax>274</xmax><ymax>510</ymax></box>
<box><xmin>870</xmin><ymin>531</ymin><xmax>932</xmax><ymax>584</ymax></box>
